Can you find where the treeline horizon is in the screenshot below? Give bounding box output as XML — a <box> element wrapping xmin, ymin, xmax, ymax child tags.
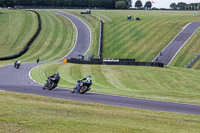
<box><xmin>0</xmin><ymin>0</ymin><xmax>132</xmax><ymax>9</ymax></box>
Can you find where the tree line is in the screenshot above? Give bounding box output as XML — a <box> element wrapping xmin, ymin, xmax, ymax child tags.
<box><xmin>134</xmin><ymin>0</ymin><xmax>200</xmax><ymax>10</ymax></box>
<box><xmin>170</xmin><ymin>2</ymin><xmax>200</xmax><ymax>10</ymax></box>
<box><xmin>0</xmin><ymin>0</ymin><xmax>132</xmax><ymax>9</ymax></box>
<box><xmin>134</xmin><ymin>0</ymin><xmax>153</xmax><ymax>9</ymax></box>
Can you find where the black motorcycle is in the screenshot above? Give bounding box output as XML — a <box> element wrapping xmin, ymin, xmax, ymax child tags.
<box><xmin>16</xmin><ymin>63</ymin><xmax>20</xmax><ymax>69</ymax></box>
<box><xmin>43</xmin><ymin>78</ymin><xmax>58</xmax><ymax>90</ymax></box>
<box><xmin>14</xmin><ymin>62</ymin><xmax>20</xmax><ymax>69</ymax></box>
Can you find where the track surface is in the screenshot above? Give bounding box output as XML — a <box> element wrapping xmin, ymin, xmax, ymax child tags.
<box><xmin>153</xmin><ymin>21</ymin><xmax>200</xmax><ymax>65</ymax></box>
<box><xmin>53</xmin><ymin>11</ymin><xmax>91</xmax><ymax>61</ymax></box>
<box><xmin>0</xmin><ymin>12</ymin><xmax>200</xmax><ymax>115</ymax></box>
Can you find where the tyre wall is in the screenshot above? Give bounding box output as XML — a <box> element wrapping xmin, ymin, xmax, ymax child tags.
<box><xmin>66</xmin><ymin>58</ymin><xmax>164</xmax><ymax>67</ymax></box>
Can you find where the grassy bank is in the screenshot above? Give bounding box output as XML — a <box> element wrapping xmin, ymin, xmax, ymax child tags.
<box><xmin>17</xmin><ymin>10</ymin><xmax>76</xmax><ymax>62</ymax></box>
<box><xmin>59</xmin><ymin>10</ymin><xmax>200</xmax><ymax>62</ymax></box>
<box><xmin>31</xmin><ymin>63</ymin><xmax>200</xmax><ymax>105</ymax></box>
<box><xmin>0</xmin><ymin>10</ymin><xmax>76</xmax><ymax>63</ymax></box>
<box><xmin>0</xmin><ymin>9</ymin><xmax>37</xmax><ymax>57</ymax></box>
<box><xmin>1</xmin><ymin>91</ymin><xmax>200</xmax><ymax>133</ymax></box>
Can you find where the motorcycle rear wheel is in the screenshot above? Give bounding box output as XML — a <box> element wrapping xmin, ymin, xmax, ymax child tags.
<box><xmin>80</xmin><ymin>86</ymin><xmax>88</xmax><ymax>94</ymax></box>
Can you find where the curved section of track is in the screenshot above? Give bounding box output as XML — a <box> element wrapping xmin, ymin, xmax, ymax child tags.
<box><xmin>53</xmin><ymin>11</ymin><xmax>91</xmax><ymax>61</ymax></box>
<box><xmin>0</xmin><ymin>12</ymin><xmax>200</xmax><ymax>115</ymax></box>
<box><xmin>153</xmin><ymin>21</ymin><xmax>200</xmax><ymax>65</ymax></box>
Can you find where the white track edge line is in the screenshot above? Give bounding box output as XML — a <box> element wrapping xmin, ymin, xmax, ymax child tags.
<box><xmin>29</xmin><ymin>65</ymin><xmax>43</xmax><ymax>85</ymax></box>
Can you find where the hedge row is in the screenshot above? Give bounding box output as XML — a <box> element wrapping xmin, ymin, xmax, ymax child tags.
<box><xmin>0</xmin><ymin>10</ymin><xmax>41</xmax><ymax>60</ymax></box>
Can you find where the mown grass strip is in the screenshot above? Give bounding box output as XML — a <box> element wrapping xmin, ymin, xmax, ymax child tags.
<box><xmin>1</xmin><ymin>91</ymin><xmax>200</xmax><ymax>133</ymax></box>
<box><xmin>31</xmin><ymin>63</ymin><xmax>200</xmax><ymax>105</ymax></box>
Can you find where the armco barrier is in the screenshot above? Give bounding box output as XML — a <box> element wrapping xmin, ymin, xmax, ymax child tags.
<box><xmin>66</xmin><ymin>58</ymin><xmax>164</xmax><ymax>67</ymax></box>
<box><xmin>0</xmin><ymin>10</ymin><xmax>41</xmax><ymax>60</ymax></box>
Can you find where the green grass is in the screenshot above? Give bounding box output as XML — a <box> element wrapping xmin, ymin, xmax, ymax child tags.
<box><xmin>59</xmin><ymin>10</ymin><xmax>200</xmax><ymax>68</ymax></box>
<box><xmin>0</xmin><ymin>9</ymin><xmax>37</xmax><ymax>57</ymax></box>
<box><xmin>101</xmin><ymin>10</ymin><xmax>200</xmax><ymax>61</ymax></box>
<box><xmin>170</xmin><ymin>28</ymin><xmax>200</xmax><ymax>68</ymax></box>
<box><xmin>17</xmin><ymin>10</ymin><xmax>76</xmax><ymax>62</ymax></box>
<box><xmin>0</xmin><ymin>9</ymin><xmax>76</xmax><ymax>63</ymax></box>
<box><xmin>31</xmin><ymin>63</ymin><xmax>200</xmax><ymax>105</ymax></box>
<box><xmin>1</xmin><ymin>91</ymin><xmax>200</xmax><ymax>133</ymax></box>
<box><xmin>58</xmin><ymin>10</ymin><xmax>200</xmax><ymax>62</ymax></box>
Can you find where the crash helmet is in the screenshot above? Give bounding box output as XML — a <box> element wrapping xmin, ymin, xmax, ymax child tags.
<box><xmin>56</xmin><ymin>72</ymin><xmax>59</xmax><ymax>75</ymax></box>
<box><xmin>87</xmin><ymin>75</ymin><xmax>91</xmax><ymax>78</ymax></box>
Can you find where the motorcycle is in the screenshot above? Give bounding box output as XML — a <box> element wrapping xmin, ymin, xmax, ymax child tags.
<box><xmin>16</xmin><ymin>63</ymin><xmax>20</xmax><ymax>69</ymax></box>
<box><xmin>72</xmin><ymin>80</ymin><xmax>91</xmax><ymax>94</ymax></box>
<box><xmin>14</xmin><ymin>62</ymin><xmax>20</xmax><ymax>69</ymax></box>
<box><xmin>43</xmin><ymin>78</ymin><xmax>58</xmax><ymax>90</ymax></box>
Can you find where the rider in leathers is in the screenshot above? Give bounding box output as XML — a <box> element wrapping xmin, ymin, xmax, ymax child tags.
<box><xmin>48</xmin><ymin>72</ymin><xmax>60</xmax><ymax>85</ymax></box>
<box><xmin>72</xmin><ymin>75</ymin><xmax>92</xmax><ymax>93</ymax></box>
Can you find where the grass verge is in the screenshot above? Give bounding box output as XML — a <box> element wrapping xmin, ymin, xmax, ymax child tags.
<box><xmin>1</xmin><ymin>91</ymin><xmax>200</xmax><ymax>133</ymax></box>
<box><xmin>31</xmin><ymin>63</ymin><xmax>200</xmax><ymax>105</ymax></box>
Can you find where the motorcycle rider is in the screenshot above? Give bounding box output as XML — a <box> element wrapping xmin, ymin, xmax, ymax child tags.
<box><xmin>14</xmin><ymin>60</ymin><xmax>18</xmax><ymax>68</ymax></box>
<box><xmin>82</xmin><ymin>75</ymin><xmax>92</xmax><ymax>87</ymax></box>
<box><xmin>14</xmin><ymin>60</ymin><xmax>21</xmax><ymax>69</ymax></box>
<box><xmin>43</xmin><ymin>72</ymin><xmax>60</xmax><ymax>90</ymax></box>
<box><xmin>36</xmin><ymin>57</ymin><xmax>40</xmax><ymax>63</ymax></box>
<box><xmin>48</xmin><ymin>72</ymin><xmax>60</xmax><ymax>84</ymax></box>
<box><xmin>71</xmin><ymin>75</ymin><xmax>92</xmax><ymax>93</ymax></box>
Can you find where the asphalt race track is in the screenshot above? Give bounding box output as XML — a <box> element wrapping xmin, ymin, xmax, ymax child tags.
<box><xmin>0</xmin><ymin>12</ymin><xmax>200</xmax><ymax>115</ymax></box>
<box><xmin>53</xmin><ymin>11</ymin><xmax>91</xmax><ymax>61</ymax></box>
<box><xmin>153</xmin><ymin>21</ymin><xmax>200</xmax><ymax>65</ymax></box>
